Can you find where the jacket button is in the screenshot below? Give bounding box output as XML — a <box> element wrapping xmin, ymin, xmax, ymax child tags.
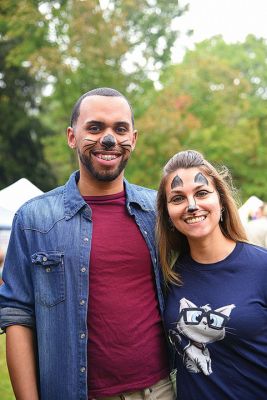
<box><xmin>81</xmin><ymin>267</ymin><xmax>86</xmax><ymax>273</ymax></box>
<box><xmin>80</xmin><ymin>299</ymin><xmax>85</xmax><ymax>305</ymax></box>
<box><xmin>80</xmin><ymin>333</ymin><xmax>86</xmax><ymax>339</ymax></box>
<box><xmin>80</xmin><ymin>367</ymin><xmax>86</xmax><ymax>373</ymax></box>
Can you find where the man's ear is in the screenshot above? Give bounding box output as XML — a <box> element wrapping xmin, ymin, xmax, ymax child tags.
<box><xmin>131</xmin><ymin>129</ymin><xmax>138</xmax><ymax>151</ymax></box>
<box><xmin>67</xmin><ymin>127</ymin><xmax>76</xmax><ymax>149</ymax></box>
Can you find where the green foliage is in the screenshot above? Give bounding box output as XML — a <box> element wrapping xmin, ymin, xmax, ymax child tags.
<box><xmin>40</xmin><ymin>0</ymin><xmax>185</xmax><ymax>184</ymax></box>
<box><xmin>128</xmin><ymin>90</ymin><xmax>201</xmax><ymax>187</ymax></box>
<box><xmin>127</xmin><ymin>35</ymin><xmax>267</xmax><ymax>201</ymax></box>
<box><xmin>0</xmin><ymin>39</ymin><xmax>56</xmax><ymax>190</ymax></box>
<box><xmin>2</xmin><ymin>1</ymin><xmax>266</xmax><ymax>202</ymax></box>
<box><xmin>0</xmin><ymin>0</ymin><xmax>185</xmax><ymax>186</ymax></box>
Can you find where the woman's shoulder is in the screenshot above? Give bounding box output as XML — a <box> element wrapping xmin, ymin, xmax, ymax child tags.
<box><xmin>242</xmin><ymin>241</ymin><xmax>267</xmax><ymax>255</ymax></box>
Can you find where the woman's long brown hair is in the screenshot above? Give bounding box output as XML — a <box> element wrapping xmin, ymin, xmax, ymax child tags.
<box><xmin>156</xmin><ymin>150</ymin><xmax>248</xmax><ymax>285</ymax></box>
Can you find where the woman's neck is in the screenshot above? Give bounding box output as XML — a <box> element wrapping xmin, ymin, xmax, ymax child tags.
<box><xmin>188</xmin><ymin>235</ymin><xmax>236</xmax><ymax>264</ymax></box>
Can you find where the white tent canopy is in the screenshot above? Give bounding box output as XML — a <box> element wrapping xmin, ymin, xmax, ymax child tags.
<box><xmin>0</xmin><ymin>178</ymin><xmax>43</xmax><ymax>228</ymax></box>
<box><xmin>0</xmin><ymin>207</ymin><xmax>14</xmax><ymax>229</ymax></box>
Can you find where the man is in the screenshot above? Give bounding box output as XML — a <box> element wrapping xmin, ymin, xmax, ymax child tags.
<box><xmin>0</xmin><ymin>88</ymin><xmax>174</xmax><ymax>400</ymax></box>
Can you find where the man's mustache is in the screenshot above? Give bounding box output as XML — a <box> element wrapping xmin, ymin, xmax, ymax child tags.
<box><xmin>82</xmin><ymin>138</ymin><xmax>132</xmax><ymax>153</ymax></box>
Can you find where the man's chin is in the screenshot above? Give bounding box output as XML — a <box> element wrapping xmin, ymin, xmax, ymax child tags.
<box><xmin>85</xmin><ymin>165</ymin><xmax>126</xmax><ymax>182</ymax></box>
<box><xmin>81</xmin><ymin>158</ymin><xmax>128</xmax><ymax>182</ymax></box>
<box><xmin>92</xmin><ymin>172</ymin><xmax>121</xmax><ymax>182</ymax></box>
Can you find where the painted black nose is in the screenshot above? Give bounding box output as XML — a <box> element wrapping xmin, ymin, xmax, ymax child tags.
<box><xmin>187</xmin><ymin>204</ymin><xmax>198</xmax><ymax>213</ymax></box>
<box><xmin>101</xmin><ymin>134</ymin><xmax>116</xmax><ymax>149</ymax></box>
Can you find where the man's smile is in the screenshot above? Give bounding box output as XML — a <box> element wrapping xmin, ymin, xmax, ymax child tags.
<box><xmin>95</xmin><ymin>154</ymin><xmax>120</xmax><ymax>161</ymax></box>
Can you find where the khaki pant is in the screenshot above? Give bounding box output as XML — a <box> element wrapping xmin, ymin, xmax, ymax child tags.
<box><xmin>92</xmin><ymin>376</ymin><xmax>176</xmax><ymax>400</ymax></box>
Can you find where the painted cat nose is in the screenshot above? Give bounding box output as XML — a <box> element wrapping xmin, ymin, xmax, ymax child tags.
<box><xmin>101</xmin><ymin>134</ymin><xmax>116</xmax><ymax>149</ymax></box>
<box><xmin>187</xmin><ymin>204</ymin><xmax>198</xmax><ymax>213</ymax></box>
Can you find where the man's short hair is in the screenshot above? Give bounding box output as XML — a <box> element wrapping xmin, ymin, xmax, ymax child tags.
<box><xmin>70</xmin><ymin>87</ymin><xmax>134</xmax><ymax>128</ymax></box>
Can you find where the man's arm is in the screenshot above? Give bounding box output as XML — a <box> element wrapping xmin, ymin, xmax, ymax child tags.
<box><xmin>6</xmin><ymin>325</ymin><xmax>39</xmax><ymax>400</ymax></box>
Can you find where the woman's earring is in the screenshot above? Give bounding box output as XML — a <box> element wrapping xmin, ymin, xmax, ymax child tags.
<box><xmin>220</xmin><ymin>207</ymin><xmax>225</xmax><ymax>222</ymax></box>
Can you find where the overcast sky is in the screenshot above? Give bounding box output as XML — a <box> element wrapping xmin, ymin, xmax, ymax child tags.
<box><xmin>173</xmin><ymin>0</ymin><xmax>267</xmax><ymax>61</ymax></box>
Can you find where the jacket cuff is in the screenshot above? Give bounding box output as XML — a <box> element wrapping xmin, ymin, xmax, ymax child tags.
<box><xmin>0</xmin><ymin>307</ymin><xmax>35</xmax><ymax>333</ymax></box>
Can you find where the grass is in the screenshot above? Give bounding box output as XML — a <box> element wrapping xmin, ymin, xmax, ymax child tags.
<box><xmin>0</xmin><ymin>334</ymin><xmax>15</xmax><ymax>400</ymax></box>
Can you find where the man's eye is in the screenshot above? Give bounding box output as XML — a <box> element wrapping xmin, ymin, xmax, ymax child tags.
<box><xmin>116</xmin><ymin>126</ymin><xmax>127</xmax><ymax>134</ymax></box>
<box><xmin>89</xmin><ymin>125</ymin><xmax>101</xmax><ymax>133</ymax></box>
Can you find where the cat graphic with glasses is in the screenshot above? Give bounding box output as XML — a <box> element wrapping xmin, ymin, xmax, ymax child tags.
<box><xmin>169</xmin><ymin>298</ymin><xmax>235</xmax><ymax>375</ymax></box>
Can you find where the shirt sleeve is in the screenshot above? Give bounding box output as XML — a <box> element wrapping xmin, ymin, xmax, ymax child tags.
<box><xmin>0</xmin><ymin>212</ymin><xmax>35</xmax><ymax>333</ymax></box>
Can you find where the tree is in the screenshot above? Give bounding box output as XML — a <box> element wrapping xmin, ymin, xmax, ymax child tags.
<box><xmin>0</xmin><ymin>7</ymin><xmax>56</xmax><ymax>190</ymax></box>
<box><xmin>129</xmin><ymin>35</ymin><xmax>267</xmax><ymax>201</ymax></box>
<box><xmin>1</xmin><ymin>0</ymin><xmax>188</xmax><ymax>185</ymax></box>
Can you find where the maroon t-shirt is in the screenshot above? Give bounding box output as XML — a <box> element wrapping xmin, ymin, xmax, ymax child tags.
<box><xmin>84</xmin><ymin>191</ymin><xmax>169</xmax><ymax>398</ymax></box>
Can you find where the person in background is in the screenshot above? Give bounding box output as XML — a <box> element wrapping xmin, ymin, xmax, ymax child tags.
<box><xmin>156</xmin><ymin>149</ymin><xmax>267</xmax><ymax>400</ymax></box>
<box><xmin>0</xmin><ymin>247</ymin><xmax>4</xmax><ymax>284</ymax></box>
<box><xmin>0</xmin><ymin>88</ymin><xmax>174</xmax><ymax>400</ymax></box>
<box><xmin>245</xmin><ymin>202</ymin><xmax>267</xmax><ymax>248</ymax></box>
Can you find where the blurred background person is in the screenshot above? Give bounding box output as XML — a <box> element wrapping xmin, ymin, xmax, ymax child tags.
<box><xmin>0</xmin><ymin>247</ymin><xmax>4</xmax><ymax>285</ymax></box>
<box><xmin>245</xmin><ymin>202</ymin><xmax>267</xmax><ymax>248</ymax></box>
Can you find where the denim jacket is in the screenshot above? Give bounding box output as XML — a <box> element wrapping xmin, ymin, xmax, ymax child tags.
<box><xmin>0</xmin><ymin>171</ymin><xmax>165</xmax><ymax>400</ymax></box>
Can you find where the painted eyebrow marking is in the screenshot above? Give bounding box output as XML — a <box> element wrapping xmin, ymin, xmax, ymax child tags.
<box><xmin>194</xmin><ymin>172</ymin><xmax>209</xmax><ymax>185</ymax></box>
<box><xmin>171</xmin><ymin>175</ymin><xmax>183</xmax><ymax>189</ymax></box>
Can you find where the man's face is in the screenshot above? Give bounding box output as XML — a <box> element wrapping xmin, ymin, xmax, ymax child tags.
<box><xmin>67</xmin><ymin>95</ymin><xmax>137</xmax><ymax>182</ymax></box>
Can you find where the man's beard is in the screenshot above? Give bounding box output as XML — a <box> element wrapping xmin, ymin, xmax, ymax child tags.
<box><xmin>78</xmin><ymin>149</ymin><xmax>129</xmax><ymax>182</ymax></box>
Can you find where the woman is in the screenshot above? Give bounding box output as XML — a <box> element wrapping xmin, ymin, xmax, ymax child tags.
<box><xmin>156</xmin><ymin>150</ymin><xmax>267</xmax><ymax>400</ymax></box>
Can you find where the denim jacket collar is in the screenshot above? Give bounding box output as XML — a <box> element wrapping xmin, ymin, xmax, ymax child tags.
<box><xmin>64</xmin><ymin>171</ymin><xmax>88</xmax><ymax>221</ymax></box>
<box><xmin>63</xmin><ymin>171</ymin><xmax>153</xmax><ymax>221</ymax></box>
<box><xmin>124</xmin><ymin>179</ymin><xmax>155</xmax><ymax>212</ymax></box>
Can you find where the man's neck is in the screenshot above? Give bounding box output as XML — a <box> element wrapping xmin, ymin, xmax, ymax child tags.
<box><xmin>78</xmin><ymin>170</ymin><xmax>124</xmax><ymax>196</ymax></box>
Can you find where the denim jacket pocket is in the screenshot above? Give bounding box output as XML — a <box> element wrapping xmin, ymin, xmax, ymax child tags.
<box><xmin>31</xmin><ymin>251</ymin><xmax>65</xmax><ymax>307</ymax></box>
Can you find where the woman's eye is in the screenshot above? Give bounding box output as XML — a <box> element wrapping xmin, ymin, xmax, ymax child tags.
<box><xmin>195</xmin><ymin>190</ymin><xmax>209</xmax><ymax>198</ymax></box>
<box><xmin>170</xmin><ymin>195</ymin><xmax>184</xmax><ymax>204</ymax></box>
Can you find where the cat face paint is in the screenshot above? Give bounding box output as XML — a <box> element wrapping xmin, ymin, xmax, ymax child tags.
<box><xmin>194</xmin><ymin>172</ymin><xmax>209</xmax><ymax>186</ymax></box>
<box><xmin>67</xmin><ymin>95</ymin><xmax>137</xmax><ymax>183</ymax></box>
<box><xmin>187</xmin><ymin>204</ymin><xmax>198</xmax><ymax>213</ymax></box>
<box><xmin>186</xmin><ymin>172</ymin><xmax>209</xmax><ymax>212</ymax></box>
<box><xmin>166</xmin><ymin>167</ymin><xmax>222</xmax><ymax>243</ymax></box>
<box><xmin>171</xmin><ymin>175</ymin><xmax>183</xmax><ymax>189</ymax></box>
<box><xmin>101</xmin><ymin>134</ymin><xmax>116</xmax><ymax>149</ymax></box>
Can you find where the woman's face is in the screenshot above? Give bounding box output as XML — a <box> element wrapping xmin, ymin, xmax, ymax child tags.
<box><xmin>165</xmin><ymin>167</ymin><xmax>223</xmax><ymax>244</ymax></box>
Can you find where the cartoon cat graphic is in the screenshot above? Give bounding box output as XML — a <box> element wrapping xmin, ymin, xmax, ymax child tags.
<box><xmin>169</xmin><ymin>297</ymin><xmax>235</xmax><ymax>375</ymax></box>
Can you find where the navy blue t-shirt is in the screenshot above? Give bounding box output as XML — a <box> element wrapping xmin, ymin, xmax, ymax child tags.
<box><xmin>164</xmin><ymin>242</ymin><xmax>267</xmax><ymax>400</ymax></box>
